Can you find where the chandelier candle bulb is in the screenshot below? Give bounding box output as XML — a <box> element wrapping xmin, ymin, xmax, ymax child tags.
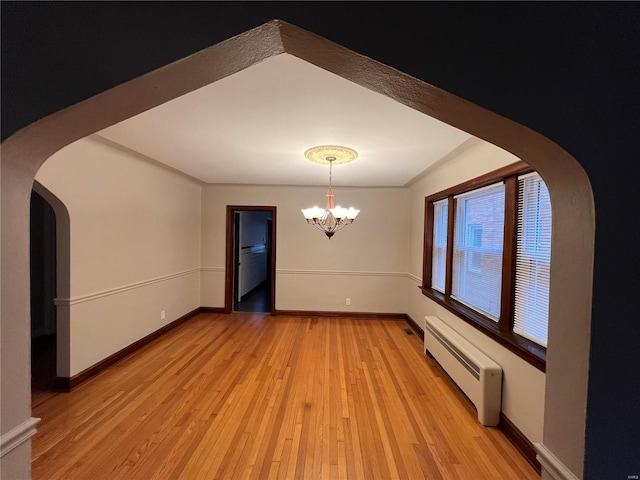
<box><xmin>301</xmin><ymin>145</ymin><xmax>360</xmax><ymax>239</ymax></box>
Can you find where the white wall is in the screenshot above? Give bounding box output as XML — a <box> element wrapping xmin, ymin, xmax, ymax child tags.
<box><xmin>405</xmin><ymin>138</ymin><xmax>546</xmax><ymax>444</ymax></box>
<box><xmin>35</xmin><ymin>136</ymin><xmax>202</xmax><ymax>376</ymax></box>
<box><xmin>201</xmin><ymin>184</ymin><xmax>409</xmax><ymax>312</ymax></box>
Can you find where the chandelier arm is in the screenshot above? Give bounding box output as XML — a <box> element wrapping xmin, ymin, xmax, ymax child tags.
<box><xmin>311</xmin><ymin>222</ymin><xmax>333</xmax><ymax>233</ymax></box>
<box><xmin>304</xmin><ymin>210</ymin><xmax>352</xmax><ymax>236</ymax></box>
<box><xmin>331</xmin><ymin>220</ymin><xmax>350</xmax><ymax>233</ymax></box>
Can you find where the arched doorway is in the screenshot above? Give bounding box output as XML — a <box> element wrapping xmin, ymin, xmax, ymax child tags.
<box><xmin>0</xmin><ymin>20</ymin><xmax>594</xmax><ymax>478</ymax></box>
<box><xmin>30</xmin><ymin>182</ymin><xmax>72</xmax><ymax>401</ymax></box>
<box><xmin>30</xmin><ymin>189</ymin><xmax>57</xmax><ymax>404</ymax></box>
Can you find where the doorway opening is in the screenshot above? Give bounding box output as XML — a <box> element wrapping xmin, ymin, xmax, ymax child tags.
<box><xmin>225</xmin><ymin>206</ymin><xmax>276</xmax><ymax>314</ymax></box>
<box><xmin>30</xmin><ymin>189</ymin><xmax>57</xmax><ymax>405</ymax></box>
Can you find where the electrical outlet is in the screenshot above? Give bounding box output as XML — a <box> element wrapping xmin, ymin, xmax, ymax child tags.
<box><xmin>160</xmin><ymin>310</ymin><xmax>166</xmax><ymax>320</ymax></box>
<box><xmin>346</xmin><ymin>298</ymin><xmax>351</xmax><ymax>306</ymax></box>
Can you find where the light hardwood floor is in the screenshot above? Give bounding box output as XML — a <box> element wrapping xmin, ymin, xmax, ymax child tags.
<box><xmin>32</xmin><ymin>313</ymin><xmax>539</xmax><ymax>479</ymax></box>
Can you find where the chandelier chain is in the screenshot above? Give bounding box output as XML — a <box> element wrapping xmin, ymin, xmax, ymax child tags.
<box><xmin>329</xmin><ymin>159</ymin><xmax>333</xmax><ymax>188</ymax></box>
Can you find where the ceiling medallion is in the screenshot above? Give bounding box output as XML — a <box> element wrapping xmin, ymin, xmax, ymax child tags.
<box><xmin>304</xmin><ymin>145</ymin><xmax>358</xmax><ymax>166</ymax></box>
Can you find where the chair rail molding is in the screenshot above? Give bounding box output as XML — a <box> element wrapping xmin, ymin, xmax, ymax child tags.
<box><xmin>0</xmin><ymin>417</ymin><xmax>41</xmax><ymax>458</ymax></box>
<box><xmin>276</xmin><ymin>268</ymin><xmax>409</xmax><ymax>278</ymax></box>
<box><xmin>54</xmin><ymin>268</ymin><xmax>201</xmax><ymax>306</ymax></box>
<box><xmin>535</xmin><ymin>443</ymin><xmax>579</xmax><ymax>480</ymax></box>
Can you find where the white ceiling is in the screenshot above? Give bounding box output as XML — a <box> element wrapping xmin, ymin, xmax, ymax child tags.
<box><xmin>97</xmin><ymin>53</ymin><xmax>472</xmax><ymax>187</ymax></box>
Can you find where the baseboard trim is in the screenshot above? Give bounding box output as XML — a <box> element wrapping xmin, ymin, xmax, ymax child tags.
<box><xmin>273</xmin><ymin>309</ymin><xmax>406</xmax><ymax>319</ymax></box>
<box><xmin>54</xmin><ymin>307</ymin><xmax>210</xmax><ymax>391</ymax></box>
<box><xmin>404</xmin><ymin>314</ymin><xmax>424</xmax><ymax>341</ymax></box>
<box><xmin>0</xmin><ymin>417</ymin><xmax>41</xmax><ymax>458</ymax></box>
<box><xmin>198</xmin><ymin>306</ymin><xmax>226</xmax><ymax>314</ymax></box>
<box><xmin>534</xmin><ymin>443</ymin><xmax>579</xmax><ymax>480</ymax></box>
<box><xmin>52</xmin><ymin>376</ymin><xmax>71</xmax><ymax>391</ymax></box>
<box><xmin>499</xmin><ymin>412</ymin><xmax>541</xmax><ymax>474</ymax></box>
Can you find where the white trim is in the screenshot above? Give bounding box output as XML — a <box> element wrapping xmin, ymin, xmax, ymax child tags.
<box><xmin>55</xmin><ymin>268</ymin><xmax>201</xmax><ymax>306</ymax></box>
<box><xmin>276</xmin><ymin>269</ymin><xmax>407</xmax><ymax>278</ymax></box>
<box><xmin>535</xmin><ymin>443</ymin><xmax>580</xmax><ymax>480</ymax></box>
<box><xmin>407</xmin><ymin>273</ymin><xmax>422</xmax><ymax>283</ymax></box>
<box><xmin>0</xmin><ymin>417</ymin><xmax>40</xmax><ymax>458</ymax></box>
<box><xmin>54</xmin><ymin>269</ymin><xmax>415</xmax><ymax>306</ymax></box>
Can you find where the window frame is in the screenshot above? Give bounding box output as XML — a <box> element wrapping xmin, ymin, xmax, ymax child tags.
<box><xmin>421</xmin><ymin>161</ymin><xmax>547</xmax><ymax>371</ymax></box>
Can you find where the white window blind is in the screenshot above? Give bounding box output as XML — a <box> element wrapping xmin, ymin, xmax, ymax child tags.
<box><xmin>451</xmin><ymin>182</ymin><xmax>505</xmax><ymax>320</ymax></box>
<box><xmin>431</xmin><ymin>199</ymin><xmax>448</xmax><ymax>293</ymax></box>
<box><xmin>514</xmin><ymin>173</ymin><xmax>551</xmax><ymax>346</ymax></box>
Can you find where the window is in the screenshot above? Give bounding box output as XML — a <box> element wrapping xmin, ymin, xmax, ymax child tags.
<box><xmin>422</xmin><ymin>162</ymin><xmax>550</xmax><ymax>370</ymax></box>
<box><xmin>514</xmin><ymin>173</ymin><xmax>551</xmax><ymax>347</ymax></box>
<box><xmin>452</xmin><ymin>184</ymin><xmax>504</xmax><ymax>318</ymax></box>
<box><xmin>431</xmin><ymin>199</ymin><xmax>448</xmax><ymax>293</ymax></box>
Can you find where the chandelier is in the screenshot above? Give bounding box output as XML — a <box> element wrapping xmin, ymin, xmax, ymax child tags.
<box><xmin>301</xmin><ymin>145</ymin><xmax>360</xmax><ymax>239</ymax></box>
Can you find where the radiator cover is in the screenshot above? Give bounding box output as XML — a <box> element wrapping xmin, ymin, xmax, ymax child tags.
<box><xmin>424</xmin><ymin>315</ymin><xmax>503</xmax><ymax>426</ymax></box>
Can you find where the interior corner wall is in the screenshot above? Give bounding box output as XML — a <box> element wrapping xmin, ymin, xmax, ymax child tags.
<box><xmin>35</xmin><ymin>137</ymin><xmax>202</xmax><ymax>376</ymax></box>
<box><xmin>405</xmin><ymin>140</ymin><xmax>546</xmax><ymax>444</ymax></box>
<box><xmin>200</xmin><ymin>184</ymin><xmax>409</xmax><ymax>313</ymax></box>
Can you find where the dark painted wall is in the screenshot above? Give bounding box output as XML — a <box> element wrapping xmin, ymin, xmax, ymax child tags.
<box><xmin>2</xmin><ymin>3</ymin><xmax>639</xmax><ymax>478</ymax></box>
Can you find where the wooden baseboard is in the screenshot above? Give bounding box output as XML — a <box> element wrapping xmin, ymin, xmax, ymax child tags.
<box><xmin>404</xmin><ymin>314</ymin><xmax>424</xmax><ymax>341</ymax></box>
<box><xmin>198</xmin><ymin>306</ymin><xmax>226</xmax><ymax>314</ymax></box>
<box><xmin>273</xmin><ymin>309</ymin><xmax>406</xmax><ymax>319</ymax></box>
<box><xmin>53</xmin><ymin>307</ymin><xmax>213</xmax><ymax>392</ymax></box>
<box><xmin>498</xmin><ymin>412</ymin><xmax>541</xmax><ymax>474</ymax></box>
<box><xmin>52</xmin><ymin>376</ymin><xmax>71</xmax><ymax>392</ymax></box>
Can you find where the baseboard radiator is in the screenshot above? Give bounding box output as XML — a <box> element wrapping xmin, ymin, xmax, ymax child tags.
<box><xmin>424</xmin><ymin>315</ymin><xmax>503</xmax><ymax>426</ymax></box>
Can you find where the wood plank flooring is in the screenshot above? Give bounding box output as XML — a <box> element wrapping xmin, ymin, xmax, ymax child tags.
<box><xmin>32</xmin><ymin>313</ymin><xmax>539</xmax><ymax>479</ymax></box>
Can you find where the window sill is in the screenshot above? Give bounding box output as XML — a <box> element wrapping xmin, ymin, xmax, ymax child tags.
<box><xmin>419</xmin><ymin>286</ymin><xmax>546</xmax><ymax>372</ymax></box>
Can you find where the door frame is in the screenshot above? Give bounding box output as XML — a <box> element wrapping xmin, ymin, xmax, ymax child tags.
<box><xmin>225</xmin><ymin>205</ymin><xmax>277</xmax><ymax>314</ymax></box>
